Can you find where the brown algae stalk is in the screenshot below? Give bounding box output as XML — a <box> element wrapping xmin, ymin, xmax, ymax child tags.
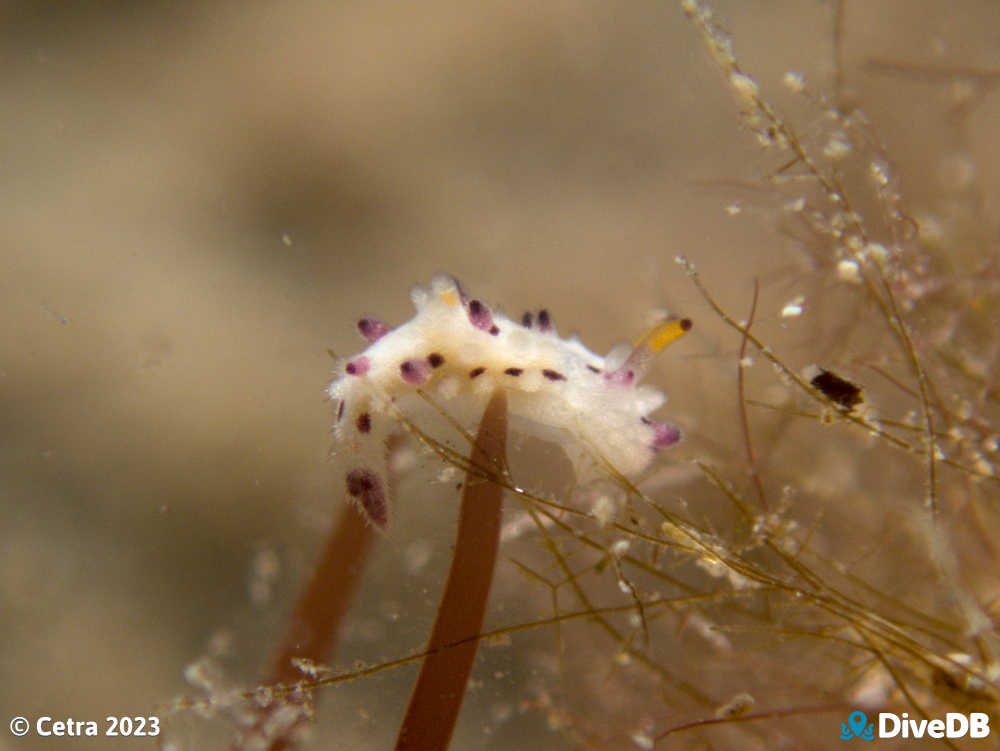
<box><xmin>395</xmin><ymin>388</ymin><xmax>509</xmax><ymax>751</ymax></box>
<box><xmin>233</xmin><ymin>503</ymin><xmax>376</xmax><ymax>751</ymax></box>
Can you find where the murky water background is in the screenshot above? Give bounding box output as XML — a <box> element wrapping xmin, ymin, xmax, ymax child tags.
<box><xmin>2</xmin><ymin>1</ymin><xmax>997</xmax><ymax>748</ymax></box>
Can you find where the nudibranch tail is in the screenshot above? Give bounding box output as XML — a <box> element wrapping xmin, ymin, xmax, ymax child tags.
<box><xmin>327</xmin><ymin>275</ymin><xmax>691</xmax><ymax>531</ymax></box>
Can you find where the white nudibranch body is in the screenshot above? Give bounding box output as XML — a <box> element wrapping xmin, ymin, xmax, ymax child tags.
<box><xmin>326</xmin><ymin>274</ymin><xmax>691</xmax><ymax>530</ymax></box>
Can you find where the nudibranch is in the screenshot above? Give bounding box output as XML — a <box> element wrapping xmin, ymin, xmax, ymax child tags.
<box><xmin>326</xmin><ymin>275</ymin><xmax>691</xmax><ymax>530</ymax></box>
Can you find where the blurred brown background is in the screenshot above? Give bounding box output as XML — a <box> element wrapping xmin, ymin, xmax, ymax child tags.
<box><xmin>2</xmin><ymin>1</ymin><xmax>998</xmax><ymax>748</ymax></box>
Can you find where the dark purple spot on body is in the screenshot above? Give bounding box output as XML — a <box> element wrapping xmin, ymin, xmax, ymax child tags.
<box><xmin>586</xmin><ymin>364</ymin><xmax>601</xmax><ymax>373</ymax></box>
<box><xmin>345</xmin><ymin>357</ymin><xmax>370</xmax><ymax>376</ymax></box>
<box><xmin>469</xmin><ymin>367</ymin><xmax>486</xmax><ymax>379</ymax></box>
<box><xmin>468</xmin><ymin>299</ymin><xmax>495</xmax><ymax>332</ymax></box>
<box><xmin>337</xmin><ymin>400</ymin><xmax>345</xmax><ymax>421</ymax></box>
<box><xmin>345</xmin><ymin>468</ymin><xmax>388</xmax><ymax>529</ymax></box>
<box><xmin>489</xmin><ymin>325</ymin><xmax>500</xmax><ymax>336</ymax></box>
<box><xmin>357</xmin><ymin>317</ymin><xmax>391</xmax><ymax>343</ymax></box>
<box><xmin>537</xmin><ymin>309</ymin><xmax>552</xmax><ymax>332</ymax></box>
<box><xmin>542</xmin><ymin>369</ymin><xmax>566</xmax><ymax>381</ymax></box>
<box><xmin>650</xmin><ymin>421</ymin><xmax>682</xmax><ymax>449</ymax></box>
<box><xmin>504</xmin><ymin>367</ymin><xmax>523</xmax><ymax>377</ymax></box>
<box><xmin>680</xmin><ymin>318</ymin><xmax>693</xmax><ymax>332</ymax></box>
<box><xmin>427</xmin><ymin>352</ymin><xmax>445</xmax><ymax>368</ymax></box>
<box><xmin>356</xmin><ymin>412</ymin><xmax>371</xmax><ymax>433</ymax></box>
<box><xmin>521</xmin><ymin>312</ymin><xmax>533</xmax><ymax>327</ymax></box>
<box><xmin>400</xmin><ymin>358</ymin><xmax>431</xmax><ymax>385</ymax></box>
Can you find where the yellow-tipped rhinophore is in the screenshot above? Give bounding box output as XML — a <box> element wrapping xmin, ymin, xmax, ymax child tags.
<box><xmin>635</xmin><ymin>317</ymin><xmax>693</xmax><ymax>353</ymax></box>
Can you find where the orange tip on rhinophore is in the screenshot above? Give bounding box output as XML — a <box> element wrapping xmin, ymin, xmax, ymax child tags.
<box><xmin>440</xmin><ymin>288</ymin><xmax>460</xmax><ymax>307</ymax></box>
<box><xmin>636</xmin><ymin>317</ymin><xmax>692</xmax><ymax>353</ymax></box>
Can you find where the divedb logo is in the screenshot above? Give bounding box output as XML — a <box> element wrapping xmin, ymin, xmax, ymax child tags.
<box><xmin>840</xmin><ymin>710</ymin><xmax>991</xmax><ymax>741</ymax></box>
